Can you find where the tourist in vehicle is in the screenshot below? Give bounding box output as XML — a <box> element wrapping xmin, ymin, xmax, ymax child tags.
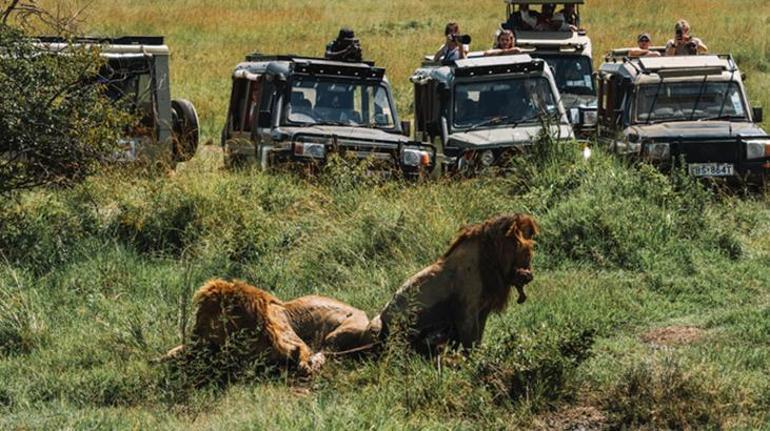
<box><xmin>325</xmin><ymin>28</ymin><xmax>363</xmax><ymax>62</ymax></box>
<box><xmin>629</xmin><ymin>33</ymin><xmax>661</xmax><ymax>57</ymax></box>
<box><xmin>554</xmin><ymin>3</ymin><xmax>579</xmax><ymax>31</ymax></box>
<box><xmin>433</xmin><ymin>22</ymin><xmax>469</xmax><ymax>62</ymax></box>
<box><xmin>535</xmin><ymin>3</ymin><xmax>559</xmax><ymax>31</ymax></box>
<box><xmin>665</xmin><ymin>20</ymin><xmax>708</xmax><ymax>56</ymax></box>
<box><xmin>513</xmin><ymin>4</ymin><xmax>539</xmax><ymax>30</ymax></box>
<box><xmin>484</xmin><ymin>29</ymin><xmax>522</xmax><ymax>56</ymax></box>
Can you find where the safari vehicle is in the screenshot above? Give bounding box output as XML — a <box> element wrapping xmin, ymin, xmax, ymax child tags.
<box><xmin>32</xmin><ymin>36</ymin><xmax>200</xmax><ymax>165</ymax></box>
<box><xmin>221</xmin><ymin>53</ymin><xmax>432</xmax><ymax>175</ymax></box>
<box><xmin>597</xmin><ymin>53</ymin><xmax>769</xmax><ymax>183</ymax></box>
<box><xmin>502</xmin><ymin>0</ymin><xmax>597</xmax><ymax>137</ymax></box>
<box><xmin>411</xmin><ymin>54</ymin><xmax>573</xmax><ymax>173</ymax></box>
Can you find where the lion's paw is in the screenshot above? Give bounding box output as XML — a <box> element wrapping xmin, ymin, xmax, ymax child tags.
<box><xmin>308</xmin><ymin>352</ymin><xmax>326</xmax><ymax>372</ymax></box>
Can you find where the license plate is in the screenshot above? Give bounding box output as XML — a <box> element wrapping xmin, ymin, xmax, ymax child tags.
<box><xmin>688</xmin><ymin>163</ymin><xmax>735</xmax><ymax>177</ymax></box>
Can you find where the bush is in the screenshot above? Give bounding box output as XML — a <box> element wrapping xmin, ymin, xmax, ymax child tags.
<box><xmin>0</xmin><ymin>24</ymin><xmax>130</xmax><ymax>195</ymax></box>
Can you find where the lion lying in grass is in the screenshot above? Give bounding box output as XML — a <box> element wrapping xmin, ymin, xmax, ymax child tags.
<box><xmin>370</xmin><ymin>213</ymin><xmax>539</xmax><ymax>352</ymax></box>
<box><xmin>162</xmin><ymin>279</ymin><xmax>379</xmax><ymax>375</ymax></box>
<box><xmin>162</xmin><ymin>213</ymin><xmax>538</xmax><ymax>373</ymax></box>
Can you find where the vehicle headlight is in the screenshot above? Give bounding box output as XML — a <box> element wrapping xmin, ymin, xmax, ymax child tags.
<box><xmin>569</xmin><ymin>108</ymin><xmax>580</xmax><ymax>125</ymax></box>
<box><xmin>582</xmin><ymin>109</ymin><xmax>598</xmax><ymax>127</ymax></box>
<box><xmin>294</xmin><ymin>142</ymin><xmax>326</xmax><ymax>159</ymax></box>
<box><xmin>745</xmin><ymin>139</ymin><xmax>770</xmax><ymax>160</ymax></box>
<box><xmin>644</xmin><ymin>142</ymin><xmax>670</xmax><ymax>161</ymax></box>
<box><xmin>401</xmin><ymin>147</ymin><xmax>431</xmax><ymax>167</ymax></box>
<box><xmin>480</xmin><ymin>150</ymin><xmax>495</xmax><ymax>166</ymax></box>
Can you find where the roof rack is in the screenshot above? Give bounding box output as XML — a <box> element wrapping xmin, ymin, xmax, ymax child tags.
<box><xmin>604</xmin><ymin>47</ymin><xmax>666</xmax><ymax>62</ymax></box>
<box><xmin>638</xmin><ymin>55</ymin><xmax>735</xmax><ymax>74</ymax></box>
<box><xmin>32</xmin><ymin>36</ymin><xmax>165</xmax><ymax>46</ymax></box>
<box><xmin>245</xmin><ymin>52</ymin><xmax>375</xmax><ymax>67</ymax></box>
<box><xmin>452</xmin><ymin>54</ymin><xmax>545</xmax><ymax>77</ymax></box>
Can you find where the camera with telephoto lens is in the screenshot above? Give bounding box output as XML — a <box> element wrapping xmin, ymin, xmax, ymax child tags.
<box><xmin>685</xmin><ymin>40</ymin><xmax>698</xmax><ymax>55</ymax></box>
<box><xmin>450</xmin><ymin>34</ymin><xmax>472</xmax><ymax>45</ymax></box>
<box><xmin>325</xmin><ymin>28</ymin><xmax>363</xmax><ymax>62</ymax></box>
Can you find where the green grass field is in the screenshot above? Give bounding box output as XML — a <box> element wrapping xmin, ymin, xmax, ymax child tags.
<box><xmin>1</xmin><ymin>1</ymin><xmax>770</xmax><ymax>429</ymax></box>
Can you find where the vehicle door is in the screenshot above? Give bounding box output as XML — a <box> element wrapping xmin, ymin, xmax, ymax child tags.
<box><xmin>225</xmin><ymin>77</ymin><xmax>253</xmax><ymax>144</ymax></box>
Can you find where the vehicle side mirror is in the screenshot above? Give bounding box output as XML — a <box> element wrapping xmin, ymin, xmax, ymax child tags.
<box><xmin>257</xmin><ymin>111</ymin><xmax>271</xmax><ymax>128</ymax></box>
<box><xmin>753</xmin><ymin>107</ymin><xmax>763</xmax><ymax>123</ymax></box>
<box><xmin>400</xmin><ymin>120</ymin><xmax>411</xmax><ymax>138</ymax></box>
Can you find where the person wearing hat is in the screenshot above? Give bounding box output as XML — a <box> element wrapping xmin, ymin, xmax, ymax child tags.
<box><xmin>665</xmin><ymin>20</ymin><xmax>708</xmax><ymax>56</ymax></box>
<box><xmin>629</xmin><ymin>33</ymin><xmax>661</xmax><ymax>57</ymax></box>
<box><xmin>325</xmin><ymin>28</ymin><xmax>363</xmax><ymax>62</ymax></box>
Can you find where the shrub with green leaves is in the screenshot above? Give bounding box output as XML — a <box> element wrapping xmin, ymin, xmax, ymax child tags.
<box><xmin>0</xmin><ymin>25</ymin><xmax>129</xmax><ymax>194</ymax></box>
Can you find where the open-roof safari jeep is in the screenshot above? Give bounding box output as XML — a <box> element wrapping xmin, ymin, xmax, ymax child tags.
<box><xmin>412</xmin><ymin>54</ymin><xmax>574</xmax><ymax>174</ymax></box>
<box><xmin>33</xmin><ymin>36</ymin><xmax>200</xmax><ymax>166</ymax></box>
<box><xmin>221</xmin><ymin>54</ymin><xmax>433</xmax><ymax>175</ymax></box>
<box><xmin>502</xmin><ymin>0</ymin><xmax>597</xmax><ymax>137</ymax></box>
<box><xmin>597</xmin><ymin>53</ymin><xmax>768</xmax><ymax>184</ymax></box>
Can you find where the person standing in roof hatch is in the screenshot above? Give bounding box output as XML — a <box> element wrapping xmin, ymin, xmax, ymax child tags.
<box><xmin>434</xmin><ymin>22</ymin><xmax>469</xmax><ymax>62</ymax></box>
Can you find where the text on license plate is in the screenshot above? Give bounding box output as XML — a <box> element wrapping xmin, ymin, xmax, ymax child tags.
<box><xmin>688</xmin><ymin>163</ymin><xmax>735</xmax><ymax>177</ymax></box>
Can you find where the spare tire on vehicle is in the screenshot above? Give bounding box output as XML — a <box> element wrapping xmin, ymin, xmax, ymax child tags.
<box><xmin>171</xmin><ymin>99</ymin><xmax>199</xmax><ymax>162</ymax></box>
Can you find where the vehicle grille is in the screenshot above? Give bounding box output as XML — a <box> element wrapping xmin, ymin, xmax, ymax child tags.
<box><xmin>676</xmin><ymin>141</ymin><xmax>740</xmax><ymax>163</ymax></box>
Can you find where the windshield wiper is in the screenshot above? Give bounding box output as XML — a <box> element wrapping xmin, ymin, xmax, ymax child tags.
<box><xmin>508</xmin><ymin>112</ymin><xmax>552</xmax><ymax>129</ymax></box>
<box><xmin>315</xmin><ymin>120</ymin><xmax>357</xmax><ymax>127</ymax></box>
<box><xmin>466</xmin><ymin>115</ymin><xmax>515</xmax><ymax>132</ymax></box>
<box><xmin>697</xmin><ymin>114</ymin><xmax>745</xmax><ymax>122</ymax></box>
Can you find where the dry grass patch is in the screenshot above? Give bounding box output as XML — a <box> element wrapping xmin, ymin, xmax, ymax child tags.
<box><xmin>641</xmin><ymin>326</ymin><xmax>705</xmax><ymax>347</ymax></box>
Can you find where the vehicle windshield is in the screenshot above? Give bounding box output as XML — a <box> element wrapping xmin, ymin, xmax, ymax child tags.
<box><xmin>286</xmin><ymin>77</ymin><xmax>396</xmax><ymax>128</ymax></box>
<box><xmin>539</xmin><ymin>55</ymin><xmax>594</xmax><ymax>96</ymax></box>
<box><xmin>453</xmin><ymin>77</ymin><xmax>560</xmax><ymax>128</ymax></box>
<box><xmin>634</xmin><ymin>81</ymin><xmax>747</xmax><ymax>123</ymax></box>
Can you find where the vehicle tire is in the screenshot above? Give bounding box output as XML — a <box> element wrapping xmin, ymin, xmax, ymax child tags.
<box><xmin>171</xmin><ymin>99</ymin><xmax>200</xmax><ymax>162</ymax></box>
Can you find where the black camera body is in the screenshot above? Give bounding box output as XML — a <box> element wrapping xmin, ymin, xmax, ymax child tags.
<box><xmin>685</xmin><ymin>40</ymin><xmax>698</xmax><ymax>55</ymax></box>
<box><xmin>450</xmin><ymin>34</ymin><xmax>472</xmax><ymax>45</ymax></box>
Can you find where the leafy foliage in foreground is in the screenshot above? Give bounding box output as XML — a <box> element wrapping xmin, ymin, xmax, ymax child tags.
<box><xmin>0</xmin><ymin>25</ymin><xmax>129</xmax><ymax>194</ymax></box>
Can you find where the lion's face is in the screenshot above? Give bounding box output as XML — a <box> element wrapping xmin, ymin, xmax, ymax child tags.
<box><xmin>504</xmin><ymin>215</ymin><xmax>539</xmax><ymax>304</ymax></box>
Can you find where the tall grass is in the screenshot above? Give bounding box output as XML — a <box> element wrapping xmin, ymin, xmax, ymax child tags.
<box><xmin>1</xmin><ymin>133</ymin><xmax>769</xmax><ymax>428</ymax></box>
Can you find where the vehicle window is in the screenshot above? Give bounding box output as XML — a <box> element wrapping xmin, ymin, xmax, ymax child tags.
<box><xmin>286</xmin><ymin>78</ymin><xmax>395</xmax><ymax>128</ymax></box>
<box><xmin>634</xmin><ymin>81</ymin><xmax>747</xmax><ymax>123</ymax></box>
<box><xmin>229</xmin><ymin>78</ymin><xmax>249</xmax><ymax>131</ymax></box>
<box><xmin>453</xmin><ymin>77</ymin><xmax>559</xmax><ymax>128</ymax></box>
<box><xmin>540</xmin><ymin>55</ymin><xmax>594</xmax><ymax>96</ymax></box>
<box><xmin>99</xmin><ymin>58</ymin><xmax>156</xmax><ymax>129</ymax></box>
<box><xmin>242</xmin><ymin>78</ymin><xmax>263</xmax><ymax>132</ymax></box>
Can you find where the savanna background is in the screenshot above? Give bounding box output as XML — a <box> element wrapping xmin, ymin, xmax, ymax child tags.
<box><xmin>1</xmin><ymin>0</ymin><xmax>769</xmax><ymax>429</ymax></box>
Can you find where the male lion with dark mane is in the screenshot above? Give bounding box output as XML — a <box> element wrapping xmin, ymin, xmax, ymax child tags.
<box><xmin>162</xmin><ymin>214</ymin><xmax>538</xmax><ymax>372</ymax></box>
<box><xmin>370</xmin><ymin>213</ymin><xmax>539</xmax><ymax>352</ymax></box>
<box><xmin>162</xmin><ymin>279</ymin><xmax>378</xmax><ymax>375</ymax></box>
